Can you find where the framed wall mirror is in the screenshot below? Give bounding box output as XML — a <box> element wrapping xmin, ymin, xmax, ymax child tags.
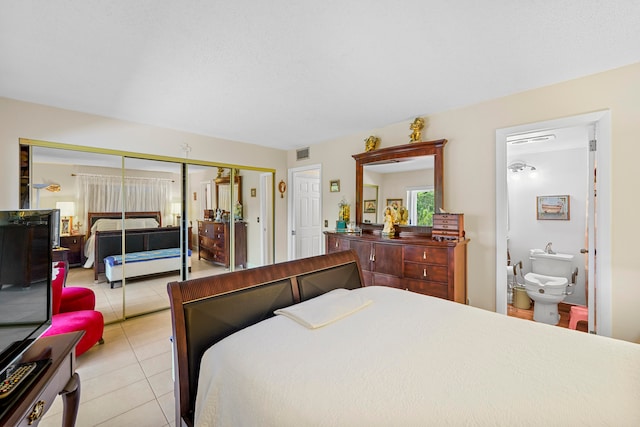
<box><xmin>215</xmin><ymin>174</ymin><xmax>242</xmax><ymax>212</ymax></box>
<box><xmin>353</xmin><ymin>139</ymin><xmax>446</xmax><ymax>233</ymax></box>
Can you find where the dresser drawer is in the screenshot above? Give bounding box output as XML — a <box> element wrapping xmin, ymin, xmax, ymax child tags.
<box><xmin>371</xmin><ymin>273</ymin><xmax>404</xmax><ymax>289</ymax></box>
<box><xmin>199</xmin><ymin>236</ymin><xmax>215</xmax><ymax>248</ymax></box>
<box><xmin>405</xmin><ymin>279</ymin><xmax>449</xmax><ymax>300</ymax></box>
<box><xmin>327</xmin><ymin>235</ymin><xmax>350</xmax><ymax>252</ymax></box>
<box><xmin>403</xmin><ymin>246</ymin><xmax>448</xmax><ymax>265</ymax></box>
<box><xmin>211</xmin><ymin>238</ymin><xmax>225</xmax><ymax>250</ymax></box>
<box><xmin>433</xmin><ymin>216</ymin><xmax>460</xmax><ymax>226</ymax></box>
<box><xmin>199</xmin><ymin>223</ymin><xmax>213</xmax><ymax>234</ymax></box>
<box><xmin>212</xmin><ymin>251</ymin><xmax>226</xmax><ymax>264</ymax></box>
<box><xmin>431</xmin><ymin>222</ymin><xmax>460</xmax><ymax>231</ymax></box>
<box><xmin>403</xmin><ymin>262</ymin><xmax>448</xmax><ymax>282</ymax></box>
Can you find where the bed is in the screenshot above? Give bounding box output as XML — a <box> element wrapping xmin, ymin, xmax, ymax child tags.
<box><xmin>83</xmin><ymin>211</ymin><xmax>187</xmax><ymax>283</ymax></box>
<box><xmin>168</xmin><ymin>250</ymin><xmax>640</xmax><ymax>427</ymax></box>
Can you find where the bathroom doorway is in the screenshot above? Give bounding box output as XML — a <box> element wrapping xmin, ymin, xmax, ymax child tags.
<box><xmin>495</xmin><ymin>111</ymin><xmax>611</xmax><ymax>336</ymax></box>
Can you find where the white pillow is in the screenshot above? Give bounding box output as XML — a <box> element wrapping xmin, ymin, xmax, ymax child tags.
<box><xmin>275</xmin><ymin>288</ymin><xmax>372</xmax><ymax>329</ymax></box>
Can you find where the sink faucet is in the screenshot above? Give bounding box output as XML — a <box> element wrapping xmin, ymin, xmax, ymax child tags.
<box><xmin>545</xmin><ymin>242</ymin><xmax>555</xmax><ymax>254</ymax></box>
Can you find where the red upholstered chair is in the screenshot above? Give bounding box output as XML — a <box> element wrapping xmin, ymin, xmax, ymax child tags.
<box><xmin>42</xmin><ymin>262</ymin><xmax>104</xmax><ymax>356</ymax></box>
<box><xmin>52</xmin><ymin>261</ymin><xmax>96</xmax><ymax>313</ymax></box>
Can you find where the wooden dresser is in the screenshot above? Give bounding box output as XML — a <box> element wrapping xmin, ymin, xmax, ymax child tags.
<box><xmin>325</xmin><ymin>232</ymin><xmax>468</xmax><ymax>303</ymax></box>
<box><xmin>197</xmin><ymin>220</ymin><xmax>247</xmax><ymax>268</ymax></box>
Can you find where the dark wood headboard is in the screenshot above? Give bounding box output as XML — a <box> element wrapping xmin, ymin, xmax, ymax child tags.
<box><xmin>167</xmin><ymin>250</ymin><xmax>364</xmax><ymax>427</ymax></box>
<box><xmin>86</xmin><ymin>211</ymin><xmax>162</xmax><ymax>238</ymax></box>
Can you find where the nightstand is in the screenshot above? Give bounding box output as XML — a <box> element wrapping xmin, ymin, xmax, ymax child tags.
<box><xmin>59</xmin><ymin>235</ymin><xmax>85</xmax><ymax>267</ymax></box>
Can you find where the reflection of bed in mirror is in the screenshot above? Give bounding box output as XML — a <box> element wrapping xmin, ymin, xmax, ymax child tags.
<box><xmin>83</xmin><ymin>211</ymin><xmax>182</xmax><ymax>281</ymax></box>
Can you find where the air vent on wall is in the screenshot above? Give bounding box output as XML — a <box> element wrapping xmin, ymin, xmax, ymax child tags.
<box><xmin>296</xmin><ymin>147</ymin><xmax>310</xmax><ymax>161</ymax></box>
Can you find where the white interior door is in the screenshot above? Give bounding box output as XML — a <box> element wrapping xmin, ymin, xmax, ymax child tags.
<box><xmin>587</xmin><ymin>125</ymin><xmax>597</xmax><ymax>332</ymax></box>
<box><xmin>291</xmin><ymin>166</ymin><xmax>321</xmax><ymax>259</ymax></box>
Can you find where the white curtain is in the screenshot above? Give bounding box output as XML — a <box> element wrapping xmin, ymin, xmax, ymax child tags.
<box><xmin>76</xmin><ymin>174</ymin><xmax>172</xmax><ymax>228</ymax></box>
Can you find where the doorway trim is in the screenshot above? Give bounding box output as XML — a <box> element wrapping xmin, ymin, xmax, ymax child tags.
<box><xmin>495</xmin><ymin>110</ymin><xmax>611</xmax><ymax>336</ymax></box>
<box><xmin>287</xmin><ymin>164</ymin><xmax>322</xmax><ymax>261</ymax></box>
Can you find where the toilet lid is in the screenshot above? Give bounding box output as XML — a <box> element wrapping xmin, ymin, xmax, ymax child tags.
<box><xmin>524</xmin><ymin>272</ymin><xmax>568</xmax><ymax>287</ymax></box>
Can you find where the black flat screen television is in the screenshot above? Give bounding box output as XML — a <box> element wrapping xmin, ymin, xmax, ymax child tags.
<box><xmin>0</xmin><ymin>209</ymin><xmax>55</xmax><ymax>376</ymax></box>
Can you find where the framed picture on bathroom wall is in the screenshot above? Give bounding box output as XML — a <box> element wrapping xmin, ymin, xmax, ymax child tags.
<box><xmin>536</xmin><ymin>195</ymin><xmax>570</xmax><ymax>220</ymax></box>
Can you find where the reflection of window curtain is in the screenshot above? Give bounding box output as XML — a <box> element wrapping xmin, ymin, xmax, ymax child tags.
<box><xmin>76</xmin><ymin>174</ymin><xmax>172</xmax><ymax>227</ymax></box>
<box><xmin>218</xmin><ymin>185</ymin><xmax>231</xmax><ymax>211</ymax></box>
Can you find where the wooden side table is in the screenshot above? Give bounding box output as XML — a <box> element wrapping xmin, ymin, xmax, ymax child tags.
<box><xmin>0</xmin><ymin>331</ymin><xmax>83</xmax><ymax>427</ymax></box>
<box><xmin>59</xmin><ymin>235</ymin><xmax>85</xmax><ymax>267</ymax></box>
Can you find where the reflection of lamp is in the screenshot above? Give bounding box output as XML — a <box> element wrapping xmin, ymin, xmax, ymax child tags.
<box><xmin>31</xmin><ymin>182</ymin><xmax>61</xmax><ymax>208</ymax></box>
<box><xmin>56</xmin><ymin>201</ymin><xmax>75</xmax><ymax>235</ymax></box>
<box><xmin>31</xmin><ymin>183</ymin><xmax>48</xmax><ymax>208</ymax></box>
<box><xmin>171</xmin><ymin>202</ymin><xmax>181</xmax><ymax>226</ymax></box>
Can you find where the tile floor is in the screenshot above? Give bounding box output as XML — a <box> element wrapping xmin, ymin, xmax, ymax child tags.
<box><xmin>37</xmin><ymin>256</ymin><xmax>230</xmax><ymax>426</ymax></box>
<box><xmin>39</xmin><ymin>309</ymin><xmax>176</xmax><ymax>427</ymax></box>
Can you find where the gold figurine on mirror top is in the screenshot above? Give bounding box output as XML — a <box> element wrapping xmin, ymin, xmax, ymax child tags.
<box><xmin>364</xmin><ymin>135</ymin><xmax>380</xmax><ymax>152</ymax></box>
<box><xmin>409</xmin><ymin>117</ymin><xmax>425</xmax><ymax>142</ymax></box>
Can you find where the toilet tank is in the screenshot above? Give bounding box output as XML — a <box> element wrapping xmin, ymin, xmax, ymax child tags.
<box><xmin>529</xmin><ymin>249</ymin><xmax>574</xmax><ymax>278</ymax></box>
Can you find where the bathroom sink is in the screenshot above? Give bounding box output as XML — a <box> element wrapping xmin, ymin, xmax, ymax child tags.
<box><xmin>529</xmin><ymin>249</ymin><xmax>574</xmax><ymax>261</ymax></box>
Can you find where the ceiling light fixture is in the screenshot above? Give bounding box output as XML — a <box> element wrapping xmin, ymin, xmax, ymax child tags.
<box><xmin>508</xmin><ymin>161</ymin><xmax>536</xmax><ymax>173</ymax></box>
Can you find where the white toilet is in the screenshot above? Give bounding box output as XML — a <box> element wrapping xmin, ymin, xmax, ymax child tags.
<box><xmin>524</xmin><ymin>249</ymin><xmax>575</xmax><ymax>325</ymax></box>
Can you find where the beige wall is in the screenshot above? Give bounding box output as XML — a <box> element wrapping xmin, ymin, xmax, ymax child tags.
<box><xmin>289</xmin><ymin>62</ymin><xmax>640</xmax><ymax>343</ymax></box>
<box><xmin>0</xmin><ymin>98</ymin><xmax>289</xmax><ymax>262</ymax></box>
<box><xmin>2</xmin><ymin>62</ymin><xmax>639</xmax><ymax>342</ymax></box>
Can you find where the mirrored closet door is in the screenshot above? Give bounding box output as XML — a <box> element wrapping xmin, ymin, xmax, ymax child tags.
<box><xmin>24</xmin><ymin>141</ymin><xmax>276</xmax><ymax>323</ymax></box>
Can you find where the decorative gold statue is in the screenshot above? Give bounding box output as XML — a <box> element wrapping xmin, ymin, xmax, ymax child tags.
<box><xmin>364</xmin><ymin>135</ymin><xmax>380</xmax><ymax>152</ymax></box>
<box><xmin>338</xmin><ymin>197</ymin><xmax>350</xmax><ymax>222</ymax></box>
<box><xmin>397</xmin><ymin>206</ymin><xmax>409</xmax><ymax>224</ymax></box>
<box><xmin>382</xmin><ymin>205</ymin><xmax>397</xmax><ymax>236</ymax></box>
<box><xmin>409</xmin><ymin>117</ymin><xmax>425</xmax><ymax>142</ymax></box>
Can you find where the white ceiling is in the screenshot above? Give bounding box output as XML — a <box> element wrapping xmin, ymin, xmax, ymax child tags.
<box><xmin>2</xmin><ymin>1</ymin><xmax>639</xmax><ymax>151</ymax></box>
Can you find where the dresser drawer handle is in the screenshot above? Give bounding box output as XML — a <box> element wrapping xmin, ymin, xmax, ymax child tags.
<box><xmin>28</xmin><ymin>400</ymin><xmax>46</xmax><ymax>425</ymax></box>
<box><xmin>423</xmin><ymin>268</ymin><xmax>427</xmax><ymax>277</ymax></box>
<box><xmin>335</xmin><ymin>241</ymin><xmax>339</xmax><ymax>248</ymax></box>
<box><xmin>423</xmin><ymin>250</ymin><xmax>426</xmax><ymax>260</ymax></box>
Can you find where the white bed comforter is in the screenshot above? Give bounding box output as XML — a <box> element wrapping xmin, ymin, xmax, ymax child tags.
<box><xmin>195</xmin><ymin>286</ymin><xmax>640</xmax><ymax>427</ymax></box>
<box><xmin>82</xmin><ymin>218</ymin><xmax>159</xmax><ymax>268</ymax></box>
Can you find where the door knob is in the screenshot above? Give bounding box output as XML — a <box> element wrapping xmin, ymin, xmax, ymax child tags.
<box><xmin>580</xmin><ymin>248</ymin><xmax>588</xmax><ymax>253</ymax></box>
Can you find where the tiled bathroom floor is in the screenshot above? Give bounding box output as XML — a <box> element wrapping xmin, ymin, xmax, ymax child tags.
<box><xmin>39</xmin><ymin>309</ymin><xmax>175</xmax><ymax>427</ymax></box>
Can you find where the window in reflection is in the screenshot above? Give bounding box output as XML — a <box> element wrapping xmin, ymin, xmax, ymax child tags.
<box><xmin>407</xmin><ymin>187</ymin><xmax>435</xmax><ymax>226</ymax></box>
